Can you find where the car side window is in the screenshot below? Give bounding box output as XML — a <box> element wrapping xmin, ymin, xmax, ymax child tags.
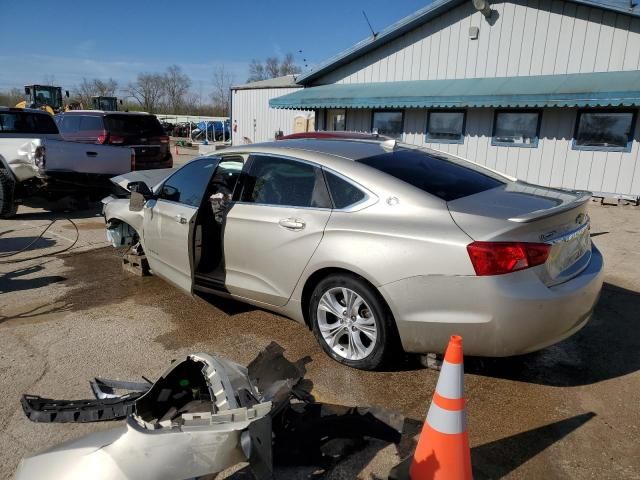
<box><xmin>324</xmin><ymin>171</ymin><xmax>366</xmax><ymax>209</ymax></box>
<box><xmin>239</xmin><ymin>155</ymin><xmax>331</xmax><ymax>208</ymax></box>
<box><xmin>0</xmin><ymin>113</ymin><xmax>58</xmax><ymax>134</ymax></box>
<box><xmin>159</xmin><ymin>158</ymin><xmax>218</xmax><ymax>207</ymax></box>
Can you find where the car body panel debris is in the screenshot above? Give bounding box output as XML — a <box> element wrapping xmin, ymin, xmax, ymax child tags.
<box><xmin>16</xmin><ymin>342</ymin><xmax>403</xmax><ymax>480</ymax></box>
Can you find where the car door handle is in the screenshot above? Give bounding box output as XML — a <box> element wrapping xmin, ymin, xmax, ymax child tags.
<box><xmin>279</xmin><ymin>218</ymin><xmax>306</xmax><ymax>231</ymax></box>
<box><xmin>86</xmin><ymin>151</ymin><xmax>98</xmax><ymax>157</ymax></box>
<box><xmin>175</xmin><ymin>214</ymin><xmax>187</xmax><ymax>224</ymax></box>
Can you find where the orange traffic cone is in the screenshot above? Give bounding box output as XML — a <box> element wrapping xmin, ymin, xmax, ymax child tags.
<box><xmin>409</xmin><ymin>335</ymin><xmax>472</xmax><ymax>479</ymax></box>
<box><xmin>390</xmin><ymin>335</ymin><xmax>472</xmax><ymax>480</ymax></box>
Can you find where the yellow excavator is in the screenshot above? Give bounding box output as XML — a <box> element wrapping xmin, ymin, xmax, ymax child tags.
<box><xmin>15</xmin><ymin>85</ymin><xmax>84</xmax><ymax>114</ymax></box>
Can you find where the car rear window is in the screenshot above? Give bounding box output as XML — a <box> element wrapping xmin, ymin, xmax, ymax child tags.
<box><xmin>104</xmin><ymin>114</ymin><xmax>164</xmax><ymax>137</ymax></box>
<box><xmin>357</xmin><ymin>148</ymin><xmax>504</xmax><ymax>201</ymax></box>
<box><xmin>0</xmin><ymin>111</ymin><xmax>58</xmax><ymax>134</ymax></box>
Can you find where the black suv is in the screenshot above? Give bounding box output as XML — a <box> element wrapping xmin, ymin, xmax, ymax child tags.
<box><xmin>55</xmin><ymin>111</ymin><xmax>172</xmax><ymax>170</ymax></box>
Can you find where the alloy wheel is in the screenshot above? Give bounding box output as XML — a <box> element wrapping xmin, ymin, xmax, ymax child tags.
<box><xmin>316</xmin><ymin>287</ymin><xmax>377</xmax><ymax>360</ymax></box>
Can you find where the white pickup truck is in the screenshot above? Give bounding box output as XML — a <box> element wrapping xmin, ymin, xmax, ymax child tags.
<box><xmin>0</xmin><ymin>107</ymin><xmax>136</xmax><ymax>218</ymax></box>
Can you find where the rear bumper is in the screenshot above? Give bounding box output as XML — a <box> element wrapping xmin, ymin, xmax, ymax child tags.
<box><xmin>379</xmin><ymin>245</ymin><xmax>604</xmax><ymax>357</ymax></box>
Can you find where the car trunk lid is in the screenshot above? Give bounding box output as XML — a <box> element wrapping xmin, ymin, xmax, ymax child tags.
<box><xmin>448</xmin><ymin>182</ymin><xmax>592</xmax><ymax>285</ymax></box>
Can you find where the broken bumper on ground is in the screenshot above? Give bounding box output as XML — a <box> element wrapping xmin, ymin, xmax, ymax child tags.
<box><xmin>16</xmin><ymin>343</ymin><xmax>403</xmax><ymax>480</ymax></box>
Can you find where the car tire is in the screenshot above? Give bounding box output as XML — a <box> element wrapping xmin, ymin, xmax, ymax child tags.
<box><xmin>309</xmin><ymin>273</ymin><xmax>398</xmax><ymax>370</ymax></box>
<box><xmin>0</xmin><ymin>169</ymin><xmax>18</xmax><ymax>219</ymax></box>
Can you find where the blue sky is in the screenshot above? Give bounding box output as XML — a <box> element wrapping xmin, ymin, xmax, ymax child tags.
<box><xmin>0</xmin><ymin>0</ymin><xmax>428</xmax><ymax>93</ymax></box>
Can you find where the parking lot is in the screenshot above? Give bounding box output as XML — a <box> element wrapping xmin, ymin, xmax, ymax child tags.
<box><xmin>0</xmin><ymin>198</ymin><xmax>638</xmax><ymax>479</ymax></box>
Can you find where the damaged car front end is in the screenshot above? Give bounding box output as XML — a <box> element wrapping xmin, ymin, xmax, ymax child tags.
<box><xmin>17</xmin><ymin>343</ymin><xmax>403</xmax><ymax>480</ymax></box>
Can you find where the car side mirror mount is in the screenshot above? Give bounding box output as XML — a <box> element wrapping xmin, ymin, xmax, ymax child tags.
<box><xmin>127</xmin><ymin>181</ymin><xmax>154</xmax><ymax>212</ymax></box>
<box><xmin>127</xmin><ymin>181</ymin><xmax>154</xmax><ymax>198</ymax></box>
<box><xmin>129</xmin><ymin>191</ymin><xmax>146</xmax><ymax>211</ymax></box>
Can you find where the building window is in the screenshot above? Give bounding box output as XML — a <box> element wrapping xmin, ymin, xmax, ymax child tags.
<box><xmin>492</xmin><ymin>110</ymin><xmax>541</xmax><ymax>147</ymax></box>
<box><xmin>326</xmin><ymin>109</ymin><xmax>346</xmax><ymax>131</ymax></box>
<box><xmin>573</xmin><ymin>110</ymin><xmax>636</xmax><ymax>152</ymax></box>
<box><xmin>372</xmin><ymin>110</ymin><xmax>403</xmax><ymax>139</ymax></box>
<box><xmin>426</xmin><ymin>110</ymin><xmax>465</xmax><ymax>143</ymax></box>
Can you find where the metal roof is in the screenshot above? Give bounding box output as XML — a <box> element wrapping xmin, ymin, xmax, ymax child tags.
<box><xmin>232</xmin><ymin>75</ymin><xmax>302</xmax><ymax>91</ymax></box>
<box><xmin>271</xmin><ymin>70</ymin><xmax>640</xmax><ymax>109</ymax></box>
<box><xmin>296</xmin><ymin>0</ymin><xmax>640</xmax><ymax>85</ymax></box>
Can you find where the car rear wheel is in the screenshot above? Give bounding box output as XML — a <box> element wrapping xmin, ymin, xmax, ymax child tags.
<box><xmin>0</xmin><ymin>169</ymin><xmax>18</xmax><ymax>219</ymax></box>
<box><xmin>309</xmin><ymin>274</ymin><xmax>396</xmax><ymax>370</ymax></box>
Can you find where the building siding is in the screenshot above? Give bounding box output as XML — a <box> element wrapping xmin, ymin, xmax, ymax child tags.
<box><xmin>311</xmin><ymin>0</ymin><xmax>640</xmax><ymax>86</ymax></box>
<box><xmin>231</xmin><ymin>87</ymin><xmax>312</xmax><ymax>145</ymax></box>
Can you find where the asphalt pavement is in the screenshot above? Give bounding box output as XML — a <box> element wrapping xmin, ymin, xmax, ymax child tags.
<box><xmin>0</xmin><ymin>200</ymin><xmax>639</xmax><ymax>479</ymax></box>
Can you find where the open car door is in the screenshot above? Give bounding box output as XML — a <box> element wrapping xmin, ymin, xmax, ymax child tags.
<box><xmin>142</xmin><ymin>157</ymin><xmax>220</xmax><ymax>293</ymax></box>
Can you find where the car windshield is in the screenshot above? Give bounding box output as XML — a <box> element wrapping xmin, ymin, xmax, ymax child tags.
<box><xmin>0</xmin><ymin>111</ymin><xmax>59</xmax><ymax>134</ymax></box>
<box><xmin>104</xmin><ymin>114</ymin><xmax>164</xmax><ymax>137</ymax></box>
<box><xmin>357</xmin><ymin>148</ymin><xmax>505</xmax><ymax>201</ymax></box>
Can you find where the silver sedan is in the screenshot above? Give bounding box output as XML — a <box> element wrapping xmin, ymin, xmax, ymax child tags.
<box><xmin>103</xmin><ymin>138</ymin><xmax>604</xmax><ymax>370</ymax></box>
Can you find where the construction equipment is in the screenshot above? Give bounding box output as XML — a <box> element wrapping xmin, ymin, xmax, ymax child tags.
<box><xmin>15</xmin><ymin>85</ymin><xmax>69</xmax><ymax>115</ymax></box>
<box><xmin>91</xmin><ymin>96</ymin><xmax>121</xmax><ymax>111</ymax></box>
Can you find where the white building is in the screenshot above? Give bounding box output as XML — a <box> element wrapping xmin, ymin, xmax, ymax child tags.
<box><xmin>271</xmin><ymin>0</ymin><xmax>640</xmax><ymax>201</ymax></box>
<box><xmin>231</xmin><ymin>75</ymin><xmax>313</xmax><ymax>146</ymax></box>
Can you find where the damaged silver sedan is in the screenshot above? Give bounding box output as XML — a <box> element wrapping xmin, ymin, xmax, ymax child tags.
<box><xmin>17</xmin><ymin>343</ymin><xmax>403</xmax><ymax>480</ymax></box>
<box><xmin>102</xmin><ymin>139</ymin><xmax>603</xmax><ymax>370</ymax></box>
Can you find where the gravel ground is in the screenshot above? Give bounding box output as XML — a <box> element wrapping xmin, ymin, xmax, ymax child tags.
<box><xmin>0</xmin><ymin>200</ymin><xmax>639</xmax><ymax>479</ymax></box>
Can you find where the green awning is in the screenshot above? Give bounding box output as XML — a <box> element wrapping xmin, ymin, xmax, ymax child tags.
<box><xmin>270</xmin><ymin>71</ymin><xmax>640</xmax><ymax>110</ymax></box>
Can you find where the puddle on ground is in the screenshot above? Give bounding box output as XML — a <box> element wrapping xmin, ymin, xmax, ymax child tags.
<box><xmin>53</xmin><ymin>247</ymin><xmax>311</xmax><ymax>352</ymax></box>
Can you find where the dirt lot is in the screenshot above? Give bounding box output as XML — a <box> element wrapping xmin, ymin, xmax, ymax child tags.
<box><xmin>1</xmin><ymin>201</ymin><xmax>639</xmax><ymax>479</ymax></box>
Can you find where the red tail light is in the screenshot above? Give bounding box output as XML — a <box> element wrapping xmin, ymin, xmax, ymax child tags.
<box><xmin>467</xmin><ymin>241</ymin><xmax>551</xmax><ymax>276</ymax></box>
<box><xmin>110</xmin><ymin>135</ymin><xmax>125</xmax><ymax>144</ymax></box>
<box><xmin>159</xmin><ymin>136</ymin><xmax>169</xmax><ymax>144</ymax></box>
<box><xmin>97</xmin><ymin>133</ymin><xmax>107</xmax><ymax>144</ymax></box>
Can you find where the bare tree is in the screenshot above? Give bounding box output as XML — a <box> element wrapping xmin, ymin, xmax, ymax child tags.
<box><xmin>94</xmin><ymin>78</ymin><xmax>118</xmax><ymax>96</ymax></box>
<box><xmin>73</xmin><ymin>78</ymin><xmax>118</xmax><ymax>107</ymax></box>
<box><xmin>126</xmin><ymin>73</ymin><xmax>165</xmax><ymax>113</ymax></box>
<box><xmin>211</xmin><ymin>65</ymin><xmax>235</xmax><ymax>116</ymax></box>
<box><xmin>280</xmin><ymin>53</ymin><xmax>301</xmax><ymax>76</ymax></box>
<box><xmin>74</xmin><ymin>78</ymin><xmax>97</xmax><ymax>107</ymax></box>
<box><xmin>265</xmin><ymin>57</ymin><xmax>280</xmax><ymax>78</ymax></box>
<box><xmin>247</xmin><ymin>59</ymin><xmax>267</xmax><ymax>82</ymax></box>
<box><xmin>247</xmin><ymin>54</ymin><xmax>301</xmax><ymax>82</ymax></box>
<box><xmin>163</xmin><ymin>65</ymin><xmax>191</xmax><ymax>114</ymax></box>
<box><xmin>0</xmin><ymin>87</ymin><xmax>23</xmax><ymax>106</ymax></box>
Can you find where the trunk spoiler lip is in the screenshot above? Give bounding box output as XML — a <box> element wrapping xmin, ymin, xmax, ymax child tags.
<box><xmin>508</xmin><ymin>191</ymin><xmax>592</xmax><ymax>223</ymax></box>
